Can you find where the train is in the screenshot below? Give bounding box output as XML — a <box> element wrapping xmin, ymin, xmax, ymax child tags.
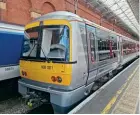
<box><xmin>18</xmin><ymin>11</ymin><xmax>139</xmax><ymax>113</ymax></box>
<box><xmin>0</xmin><ymin>22</ymin><xmax>24</xmax><ymax>87</ymax></box>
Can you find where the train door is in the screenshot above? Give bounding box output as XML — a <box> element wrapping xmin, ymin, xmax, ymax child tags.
<box><xmin>119</xmin><ymin>36</ymin><xmax>123</xmax><ymax>64</ymax></box>
<box><xmin>117</xmin><ymin>35</ymin><xmax>121</xmax><ymax>64</ymax></box>
<box><xmin>85</xmin><ymin>25</ymin><xmax>98</xmax><ymax>85</ymax></box>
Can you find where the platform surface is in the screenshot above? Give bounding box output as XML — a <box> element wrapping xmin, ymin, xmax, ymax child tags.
<box><xmin>69</xmin><ymin>59</ymin><xmax>139</xmax><ymax>114</ymax></box>
<box><xmin>111</xmin><ymin>67</ymin><xmax>139</xmax><ymax>114</ymax></box>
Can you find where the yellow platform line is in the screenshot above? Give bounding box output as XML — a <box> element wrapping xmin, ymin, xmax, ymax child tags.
<box><xmin>101</xmin><ymin>65</ymin><xmax>139</xmax><ymax>114</ymax></box>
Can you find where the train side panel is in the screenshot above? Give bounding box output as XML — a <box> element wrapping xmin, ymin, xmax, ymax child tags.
<box><xmin>0</xmin><ymin>30</ymin><xmax>24</xmax><ymax>81</ymax></box>
<box><xmin>121</xmin><ymin>36</ymin><xmax>138</xmax><ymax>65</ymax></box>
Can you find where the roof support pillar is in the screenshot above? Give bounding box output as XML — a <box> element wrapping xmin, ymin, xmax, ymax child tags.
<box><xmin>74</xmin><ymin>0</ymin><xmax>79</xmax><ymax>14</ymax></box>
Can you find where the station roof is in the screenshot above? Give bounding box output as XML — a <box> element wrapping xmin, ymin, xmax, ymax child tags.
<box><xmin>82</xmin><ymin>0</ymin><xmax>139</xmax><ymax>40</ymax></box>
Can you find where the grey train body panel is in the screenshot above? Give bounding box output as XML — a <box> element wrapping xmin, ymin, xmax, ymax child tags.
<box><xmin>70</xmin><ymin>21</ymin><xmax>88</xmax><ymax>89</ymax></box>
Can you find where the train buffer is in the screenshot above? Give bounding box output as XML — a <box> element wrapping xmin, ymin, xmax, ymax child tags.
<box><xmin>68</xmin><ymin>59</ymin><xmax>139</xmax><ymax>114</ymax></box>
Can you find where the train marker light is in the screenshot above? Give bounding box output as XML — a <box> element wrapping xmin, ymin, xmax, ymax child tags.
<box><xmin>57</xmin><ymin>76</ymin><xmax>62</xmax><ymax>83</ymax></box>
<box><xmin>24</xmin><ymin>72</ymin><xmax>27</xmax><ymax>76</ymax></box>
<box><xmin>51</xmin><ymin>76</ymin><xmax>56</xmax><ymax>82</ymax></box>
<box><xmin>22</xmin><ymin>71</ymin><xmax>25</xmax><ymax>76</ymax></box>
<box><xmin>22</xmin><ymin>71</ymin><xmax>27</xmax><ymax>76</ymax></box>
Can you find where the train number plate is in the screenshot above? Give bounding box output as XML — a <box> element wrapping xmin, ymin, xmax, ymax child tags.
<box><xmin>5</xmin><ymin>67</ymin><xmax>14</xmax><ymax>71</ymax></box>
<box><xmin>41</xmin><ymin>65</ymin><xmax>53</xmax><ymax>70</ymax></box>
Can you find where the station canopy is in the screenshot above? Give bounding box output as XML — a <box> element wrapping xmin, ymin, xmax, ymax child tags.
<box><xmin>82</xmin><ymin>0</ymin><xmax>139</xmax><ymax>39</ymax></box>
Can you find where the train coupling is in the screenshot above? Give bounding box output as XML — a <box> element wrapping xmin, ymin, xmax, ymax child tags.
<box><xmin>24</xmin><ymin>92</ymin><xmax>48</xmax><ymax>108</ymax></box>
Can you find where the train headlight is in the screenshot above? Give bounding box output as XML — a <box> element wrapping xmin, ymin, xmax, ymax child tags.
<box><xmin>51</xmin><ymin>76</ymin><xmax>62</xmax><ymax>83</ymax></box>
<box><xmin>56</xmin><ymin>76</ymin><xmax>62</xmax><ymax>83</ymax></box>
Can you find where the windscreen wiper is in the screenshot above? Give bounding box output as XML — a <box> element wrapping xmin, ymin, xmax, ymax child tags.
<box><xmin>40</xmin><ymin>46</ymin><xmax>51</xmax><ymax>62</ymax></box>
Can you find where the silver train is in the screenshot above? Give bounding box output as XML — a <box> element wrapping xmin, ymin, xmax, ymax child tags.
<box><xmin>18</xmin><ymin>11</ymin><xmax>139</xmax><ymax>113</ymax></box>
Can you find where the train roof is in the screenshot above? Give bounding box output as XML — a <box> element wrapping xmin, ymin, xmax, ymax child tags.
<box><xmin>31</xmin><ymin>11</ymin><xmax>138</xmax><ymax>43</ymax></box>
<box><xmin>0</xmin><ymin>22</ymin><xmax>24</xmax><ymax>33</ymax></box>
<box><xmin>32</xmin><ymin>11</ymin><xmax>83</xmax><ymax>22</ymax></box>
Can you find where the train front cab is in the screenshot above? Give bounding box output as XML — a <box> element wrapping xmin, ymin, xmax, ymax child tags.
<box><xmin>18</xmin><ymin>18</ymin><xmax>88</xmax><ymax>113</ymax></box>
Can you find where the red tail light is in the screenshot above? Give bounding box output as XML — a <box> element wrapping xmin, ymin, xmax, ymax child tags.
<box><xmin>51</xmin><ymin>76</ymin><xmax>56</xmax><ymax>82</ymax></box>
<box><xmin>21</xmin><ymin>71</ymin><xmax>27</xmax><ymax>76</ymax></box>
<box><xmin>51</xmin><ymin>76</ymin><xmax>62</xmax><ymax>83</ymax></box>
<box><xmin>22</xmin><ymin>71</ymin><xmax>25</xmax><ymax>76</ymax></box>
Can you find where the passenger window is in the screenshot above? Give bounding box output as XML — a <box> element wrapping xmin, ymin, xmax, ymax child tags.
<box><xmin>89</xmin><ymin>32</ymin><xmax>95</xmax><ymax>62</ymax></box>
<box><xmin>96</xmin><ymin>29</ymin><xmax>118</xmax><ymax>61</ymax></box>
<box><xmin>87</xmin><ymin>25</ymin><xmax>96</xmax><ymax>62</ymax></box>
<box><xmin>109</xmin><ymin>40</ymin><xmax>117</xmax><ymax>58</ymax></box>
<box><xmin>111</xmin><ymin>37</ymin><xmax>117</xmax><ymax>50</ymax></box>
<box><xmin>96</xmin><ymin>28</ymin><xmax>109</xmax><ymax>51</ymax></box>
<box><xmin>122</xmin><ymin>39</ymin><xmax>136</xmax><ymax>55</ymax></box>
<box><xmin>96</xmin><ymin>28</ymin><xmax>112</xmax><ymax>61</ymax></box>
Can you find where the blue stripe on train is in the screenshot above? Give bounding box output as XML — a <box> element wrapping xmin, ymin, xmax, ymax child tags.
<box><xmin>0</xmin><ymin>31</ymin><xmax>24</xmax><ymax>66</ymax></box>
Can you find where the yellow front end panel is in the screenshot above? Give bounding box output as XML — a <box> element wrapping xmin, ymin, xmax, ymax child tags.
<box><xmin>20</xmin><ymin>60</ymin><xmax>72</xmax><ymax>86</ymax></box>
<box><xmin>22</xmin><ymin>19</ymin><xmax>72</xmax><ymax>86</ymax></box>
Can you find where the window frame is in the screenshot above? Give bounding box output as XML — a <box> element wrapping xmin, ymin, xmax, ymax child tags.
<box><xmin>86</xmin><ymin>25</ymin><xmax>96</xmax><ymax>63</ymax></box>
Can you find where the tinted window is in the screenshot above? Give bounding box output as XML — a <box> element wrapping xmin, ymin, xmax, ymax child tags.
<box><xmin>87</xmin><ymin>25</ymin><xmax>96</xmax><ymax>62</ymax></box>
<box><xmin>96</xmin><ymin>28</ymin><xmax>109</xmax><ymax>51</ymax></box>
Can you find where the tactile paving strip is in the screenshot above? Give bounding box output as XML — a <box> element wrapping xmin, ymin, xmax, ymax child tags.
<box><xmin>112</xmin><ymin>70</ymin><xmax>139</xmax><ymax>114</ymax></box>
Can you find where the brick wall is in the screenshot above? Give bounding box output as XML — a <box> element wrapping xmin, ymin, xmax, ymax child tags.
<box><xmin>0</xmin><ymin>0</ymin><xmax>132</xmax><ymax>38</ymax></box>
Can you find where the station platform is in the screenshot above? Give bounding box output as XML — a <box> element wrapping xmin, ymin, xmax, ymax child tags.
<box><xmin>68</xmin><ymin>59</ymin><xmax>139</xmax><ymax>114</ymax></box>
